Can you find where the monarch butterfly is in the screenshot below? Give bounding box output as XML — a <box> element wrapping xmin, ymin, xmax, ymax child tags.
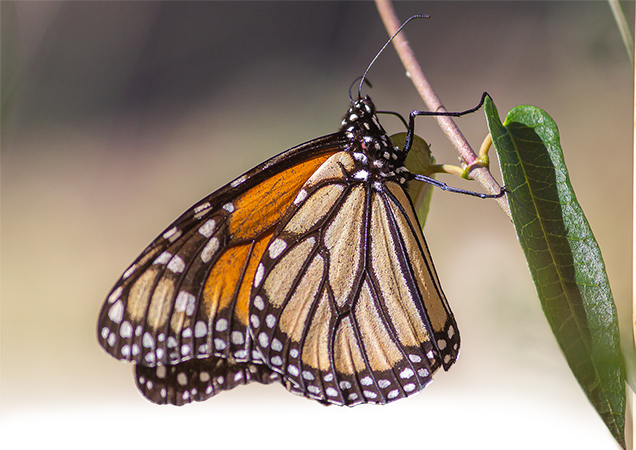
<box><xmin>97</xmin><ymin>16</ymin><xmax>503</xmax><ymax>407</ymax></box>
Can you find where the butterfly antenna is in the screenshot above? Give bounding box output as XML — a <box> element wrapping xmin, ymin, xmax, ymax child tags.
<box><xmin>357</xmin><ymin>14</ymin><xmax>429</xmax><ymax>99</ymax></box>
<box><xmin>349</xmin><ymin>77</ymin><xmax>373</xmax><ymax>103</ymax></box>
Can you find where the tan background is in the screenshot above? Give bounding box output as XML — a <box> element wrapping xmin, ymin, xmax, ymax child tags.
<box><xmin>2</xmin><ymin>2</ymin><xmax>633</xmax><ymax>449</ymax></box>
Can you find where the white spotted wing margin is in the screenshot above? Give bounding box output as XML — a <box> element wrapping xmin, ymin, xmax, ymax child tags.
<box><xmin>135</xmin><ymin>357</ymin><xmax>280</xmax><ymax>406</ymax></box>
<box><xmin>249</xmin><ymin>150</ymin><xmax>460</xmax><ymax>407</ymax></box>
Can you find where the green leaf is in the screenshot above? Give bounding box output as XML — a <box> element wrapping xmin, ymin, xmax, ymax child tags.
<box><xmin>392</xmin><ymin>132</ymin><xmax>435</xmax><ymax>228</ymax></box>
<box><xmin>485</xmin><ymin>96</ymin><xmax>626</xmax><ymax>448</ymax></box>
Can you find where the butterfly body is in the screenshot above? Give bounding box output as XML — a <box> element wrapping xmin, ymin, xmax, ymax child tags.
<box><xmin>98</xmin><ymin>96</ymin><xmax>460</xmax><ymax>406</ymax></box>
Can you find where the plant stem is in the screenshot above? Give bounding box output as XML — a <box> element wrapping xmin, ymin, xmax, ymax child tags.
<box><xmin>374</xmin><ymin>0</ymin><xmax>511</xmax><ymax>219</ymax></box>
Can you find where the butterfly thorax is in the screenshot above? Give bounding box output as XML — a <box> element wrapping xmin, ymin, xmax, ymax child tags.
<box><xmin>340</xmin><ymin>96</ymin><xmax>410</xmax><ymax>186</ymax></box>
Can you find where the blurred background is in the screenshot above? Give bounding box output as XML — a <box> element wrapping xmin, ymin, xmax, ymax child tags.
<box><xmin>2</xmin><ymin>2</ymin><xmax>633</xmax><ymax>448</ymax></box>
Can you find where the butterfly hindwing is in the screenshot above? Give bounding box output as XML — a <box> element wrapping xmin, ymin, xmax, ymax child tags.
<box><xmin>249</xmin><ymin>148</ymin><xmax>459</xmax><ymax>405</ymax></box>
<box><xmin>135</xmin><ymin>355</ymin><xmax>280</xmax><ymax>406</ymax></box>
<box><xmin>249</xmin><ymin>98</ymin><xmax>459</xmax><ymax>406</ymax></box>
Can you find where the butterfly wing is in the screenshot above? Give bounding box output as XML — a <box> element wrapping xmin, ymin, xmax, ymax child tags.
<box><xmin>135</xmin><ymin>357</ymin><xmax>280</xmax><ymax>405</ymax></box>
<box><xmin>97</xmin><ymin>134</ymin><xmax>346</xmax><ymax>402</ymax></box>
<box><xmin>249</xmin><ymin>150</ymin><xmax>460</xmax><ymax>406</ymax></box>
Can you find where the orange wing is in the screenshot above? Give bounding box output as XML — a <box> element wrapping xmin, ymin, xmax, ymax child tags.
<box><xmin>97</xmin><ymin>134</ymin><xmax>345</xmax><ymax>404</ymax></box>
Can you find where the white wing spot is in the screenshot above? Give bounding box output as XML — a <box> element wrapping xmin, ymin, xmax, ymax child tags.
<box><xmin>175</xmin><ymin>291</ymin><xmax>195</xmax><ymax>313</ymax></box>
<box><xmin>427</xmin><ymin>350</ymin><xmax>435</xmax><ymax>360</ymax></box>
<box><xmin>250</xmin><ymin>315</ymin><xmax>260</xmax><ymax>328</ymax></box>
<box><xmin>378</xmin><ymin>379</ymin><xmax>391</xmax><ymax>388</ymax></box>
<box><xmin>181</xmin><ymin>344</ymin><xmax>191</xmax><ymax>355</ymax></box>
<box><xmin>265</xmin><ymin>314</ymin><xmax>276</xmax><ymax>328</ymax></box>
<box><xmin>119</xmin><ymin>321</ymin><xmax>133</xmax><ymax>338</ymax></box>
<box><xmin>418</xmin><ymin>368</ymin><xmax>429</xmax><ymax>378</ymax></box>
<box><xmin>215</xmin><ymin>318</ymin><xmax>228</xmax><ymax>332</ymax></box>
<box><xmin>214</xmin><ymin>338</ymin><xmax>227</xmax><ymax>350</ymax></box>
<box><xmin>323</xmin><ymin>373</ymin><xmax>333</xmax><ymax>382</ymax></box>
<box><xmin>120</xmin><ymin>345</ymin><xmax>130</xmax><ymax>357</ymax></box>
<box><xmin>268</xmin><ymin>239</ymin><xmax>287</xmax><ymax>259</ymax></box>
<box><xmin>400</xmin><ymin>368</ymin><xmax>414</xmax><ymax>379</ymax></box>
<box><xmin>289</xmin><ymin>348</ymin><xmax>299</xmax><ymax>358</ymax></box>
<box><xmin>253</xmin><ymin>263</ymin><xmax>264</xmax><ymax>287</ymax></box>
<box><xmin>348</xmin><ymin>393</ymin><xmax>358</xmax><ymax>401</ymax></box>
<box><xmin>387</xmin><ymin>389</ymin><xmax>399</xmax><ymax>399</ymax></box>
<box><xmin>307</xmin><ymin>385</ymin><xmax>321</xmax><ymax>395</ymax></box>
<box><xmin>167</xmin><ymin>255</ymin><xmax>185</xmax><ymax>273</ymax></box>
<box><xmin>448</xmin><ymin>325</ymin><xmax>455</xmax><ymax>339</ymax></box>
<box><xmin>339</xmin><ymin>380</ymin><xmax>352</xmax><ymax>390</ymax></box>
<box><xmin>271</xmin><ymin>338</ymin><xmax>283</xmax><ymax>352</ymax></box>
<box><xmin>163</xmin><ymin>227</ymin><xmax>178</xmax><ymax>240</ymax></box>
<box><xmin>408</xmin><ymin>354</ymin><xmax>422</xmax><ymax>363</ymax></box>
<box><xmin>253</xmin><ymin>295</ymin><xmax>265</xmax><ymax>311</ymax></box>
<box><xmin>108</xmin><ymin>300</ymin><xmax>124</xmax><ymax>324</ymax></box>
<box><xmin>230</xmin><ymin>175</ymin><xmax>247</xmax><ymax>188</ymax></box>
<box><xmin>167</xmin><ymin>337</ymin><xmax>178</xmax><ymax>348</ymax></box>
<box><xmin>222</xmin><ymin>203</ymin><xmax>235</xmax><ymax>213</ymax></box>
<box><xmin>271</xmin><ymin>356</ymin><xmax>283</xmax><ymax>366</ymax></box>
<box><xmin>444</xmin><ymin>355</ymin><xmax>451</xmax><ymax>364</ymax></box>
<box><xmin>437</xmin><ymin>339</ymin><xmax>447</xmax><ymax>350</ymax></box>
<box><xmin>326</xmin><ymin>387</ymin><xmax>338</xmax><ymax>397</ymax></box>
<box><xmin>199</xmin><ymin>371</ymin><xmax>210</xmax><ymax>382</ymax></box>
<box><xmin>153</xmin><ymin>251</ymin><xmax>172</xmax><ymax>265</ymax></box>
<box><xmin>231</xmin><ymin>331</ymin><xmax>244</xmax><ymax>345</ymax></box>
<box><xmin>198</xmin><ymin>219</ymin><xmax>216</xmax><ymax>238</ymax></box>
<box><xmin>181</xmin><ymin>328</ymin><xmax>192</xmax><ymax>338</ymax></box>
<box><xmin>360</xmin><ymin>376</ymin><xmax>373</xmax><ymax>386</ymax></box>
<box><xmin>293</xmin><ymin>189</ymin><xmax>308</xmax><ymax>205</ymax></box>
<box><xmin>142</xmin><ymin>332</ymin><xmax>154</xmax><ymax>348</ymax></box>
<box><xmin>107</xmin><ymin>286</ymin><xmax>123</xmax><ymax>304</ymax></box>
<box><xmin>122</xmin><ymin>265</ymin><xmax>136</xmax><ymax>279</ymax></box>
<box><xmin>287</xmin><ymin>365</ymin><xmax>300</xmax><ymax>376</ymax></box>
<box><xmin>258</xmin><ymin>332</ymin><xmax>269</xmax><ymax>348</ymax></box>
<box><xmin>107</xmin><ymin>333</ymin><xmax>116</xmax><ymax>347</ymax></box>
<box><xmin>201</xmin><ymin>237</ymin><xmax>220</xmax><ymax>263</ymax></box>
<box><xmin>194</xmin><ymin>321</ymin><xmax>207</xmax><ymax>338</ymax></box>
<box><xmin>193</xmin><ymin>202</ymin><xmax>211</xmax><ymax>215</ymax></box>
<box><xmin>403</xmin><ymin>383</ymin><xmax>416</xmax><ymax>392</ymax></box>
<box><xmin>302</xmin><ymin>371</ymin><xmax>315</xmax><ymax>381</ymax></box>
<box><xmin>177</xmin><ymin>372</ymin><xmax>187</xmax><ymax>385</ymax></box>
<box><xmin>363</xmin><ymin>390</ymin><xmax>377</xmax><ymax>399</ymax></box>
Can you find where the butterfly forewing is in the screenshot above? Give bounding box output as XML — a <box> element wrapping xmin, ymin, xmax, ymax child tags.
<box><xmin>97</xmin><ymin>136</ymin><xmax>345</xmax><ymax>400</ymax></box>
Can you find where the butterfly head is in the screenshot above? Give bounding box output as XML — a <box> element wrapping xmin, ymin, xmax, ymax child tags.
<box><xmin>340</xmin><ymin>96</ymin><xmax>410</xmax><ymax>185</ymax></box>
